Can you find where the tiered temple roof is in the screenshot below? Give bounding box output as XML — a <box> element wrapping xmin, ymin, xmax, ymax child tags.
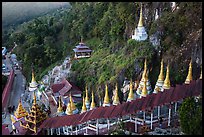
<box><xmin>14</xmin><ymin>99</ymin><xmax>28</xmax><ymax>119</ymax></box>
<box><xmin>20</xmin><ymin>92</ymin><xmax>47</xmax><ymax>134</ymax></box>
<box><xmin>73</xmin><ymin>39</ymin><xmax>92</xmax><ymax>59</ymax></box>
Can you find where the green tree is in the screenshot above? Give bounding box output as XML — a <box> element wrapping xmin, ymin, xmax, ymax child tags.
<box><xmin>178</xmin><ymin>97</ymin><xmax>202</xmax><ymax>135</ymax></box>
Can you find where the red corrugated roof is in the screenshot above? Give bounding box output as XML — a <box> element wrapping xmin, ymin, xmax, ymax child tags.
<box><xmin>51</xmin><ymin>79</ymin><xmax>82</xmax><ymax>97</ymax></box>
<box><xmin>51</xmin><ymin>83</ymin><xmax>65</xmax><ymax>93</ymax></box>
<box><xmin>103</xmin><ymin>105</ymin><xmax>116</xmax><ymax>119</ymax></box>
<box><xmin>39</xmin><ymin>79</ymin><xmax>202</xmax><ymax>129</ymax></box>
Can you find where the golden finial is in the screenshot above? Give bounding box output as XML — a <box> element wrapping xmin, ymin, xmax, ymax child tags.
<box><xmin>31</xmin><ymin>69</ymin><xmax>36</xmax><ymax>83</ymax></box>
<box><xmin>185</xmin><ymin>59</ymin><xmax>193</xmax><ymax>84</ymax></box>
<box><xmin>14</xmin><ymin>98</ymin><xmax>28</xmax><ymax>119</ymax></box>
<box><xmin>141</xmin><ymin>58</ymin><xmax>147</xmax><ymax>81</ymax></box>
<box><xmin>200</xmin><ymin>65</ymin><xmax>202</xmax><ymax>79</ymax></box>
<box><xmin>138</xmin><ymin>3</ymin><xmax>143</xmax><ymax>27</ymax></box>
<box><xmin>81</xmin><ymin>95</ymin><xmax>87</xmax><ymax>113</ymax></box>
<box><xmin>103</xmin><ymin>83</ymin><xmax>110</xmax><ymax>106</ymax></box>
<box><xmin>57</xmin><ymin>96</ymin><xmax>63</xmax><ymax>113</ymax></box>
<box><xmin>85</xmin><ymin>85</ymin><xmax>89</xmax><ymax>103</ymax></box>
<box><xmin>113</xmin><ymin>83</ymin><xmax>120</xmax><ymax>105</ymax></box>
<box><xmin>127</xmin><ymin>79</ymin><xmax>134</xmax><ymax>101</ymax></box>
<box><xmin>69</xmin><ymin>94</ymin><xmax>76</xmax><ymax>111</ymax></box>
<box><xmin>163</xmin><ymin>63</ymin><xmax>170</xmax><ymax>89</ymax></box>
<box><xmin>141</xmin><ymin>80</ymin><xmax>147</xmax><ymax>97</ymax></box>
<box><xmin>158</xmin><ymin>59</ymin><xmax>164</xmax><ymax>81</ymax></box>
<box><xmin>90</xmin><ymin>90</ymin><xmax>96</xmax><ymax>110</ymax></box>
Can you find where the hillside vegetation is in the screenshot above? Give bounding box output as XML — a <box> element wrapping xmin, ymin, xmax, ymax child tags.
<box><xmin>3</xmin><ymin>2</ymin><xmax>202</xmax><ymax>93</ymax></box>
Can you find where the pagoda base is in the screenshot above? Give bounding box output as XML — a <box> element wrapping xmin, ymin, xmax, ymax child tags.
<box><xmin>113</xmin><ymin>102</ymin><xmax>120</xmax><ymax>105</ymax></box>
<box><xmin>102</xmin><ymin>103</ymin><xmax>110</xmax><ymax>107</ymax></box>
<box><xmin>29</xmin><ymin>87</ymin><xmax>37</xmax><ymax>92</ymax></box>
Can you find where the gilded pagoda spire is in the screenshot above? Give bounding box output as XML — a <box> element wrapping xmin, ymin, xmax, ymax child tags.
<box><xmin>66</xmin><ymin>99</ymin><xmax>73</xmax><ymax>115</ymax></box>
<box><xmin>57</xmin><ymin>96</ymin><xmax>63</xmax><ymax>113</ymax></box>
<box><xmin>14</xmin><ymin>98</ymin><xmax>28</xmax><ymax>119</ymax></box>
<box><xmin>81</xmin><ymin>95</ymin><xmax>87</xmax><ymax>113</ymax></box>
<box><xmin>141</xmin><ymin>79</ymin><xmax>147</xmax><ymax>97</ymax></box>
<box><xmin>31</xmin><ymin>69</ymin><xmax>36</xmax><ymax>83</ymax></box>
<box><xmin>200</xmin><ymin>66</ymin><xmax>202</xmax><ymax>79</ymax></box>
<box><xmin>138</xmin><ymin>3</ymin><xmax>143</xmax><ymax>27</ymax></box>
<box><xmin>158</xmin><ymin>59</ymin><xmax>164</xmax><ymax>81</ymax></box>
<box><xmin>90</xmin><ymin>90</ymin><xmax>96</xmax><ymax>110</ymax></box>
<box><xmin>113</xmin><ymin>83</ymin><xmax>120</xmax><ymax>105</ymax></box>
<box><xmin>141</xmin><ymin>58</ymin><xmax>147</xmax><ymax>81</ymax></box>
<box><xmin>85</xmin><ymin>85</ymin><xmax>89</xmax><ymax>103</ymax></box>
<box><xmin>70</xmin><ymin>94</ymin><xmax>76</xmax><ymax>111</ymax></box>
<box><xmin>103</xmin><ymin>83</ymin><xmax>110</xmax><ymax>106</ymax></box>
<box><xmin>163</xmin><ymin>63</ymin><xmax>171</xmax><ymax>89</ymax></box>
<box><xmin>185</xmin><ymin>59</ymin><xmax>193</xmax><ymax>84</ymax></box>
<box><xmin>127</xmin><ymin>79</ymin><xmax>134</xmax><ymax>102</ymax></box>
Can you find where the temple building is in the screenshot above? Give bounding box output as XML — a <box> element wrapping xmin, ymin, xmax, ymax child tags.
<box><xmin>136</xmin><ymin>59</ymin><xmax>152</xmax><ymax>97</ymax></box>
<box><xmin>29</xmin><ymin>69</ymin><xmax>38</xmax><ymax>92</ymax></box>
<box><xmin>73</xmin><ymin>39</ymin><xmax>92</xmax><ymax>59</ymax></box>
<box><xmin>153</xmin><ymin>59</ymin><xmax>164</xmax><ymax>93</ymax></box>
<box><xmin>103</xmin><ymin>84</ymin><xmax>110</xmax><ymax>107</ymax></box>
<box><xmin>162</xmin><ymin>63</ymin><xmax>171</xmax><ymax>89</ymax></box>
<box><xmin>51</xmin><ymin>78</ymin><xmax>82</xmax><ymax>105</ymax></box>
<box><xmin>113</xmin><ymin>83</ymin><xmax>120</xmax><ymax>105</ymax></box>
<box><xmin>90</xmin><ymin>90</ymin><xmax>96</xmax><ymax>110</ymax></box>
<box><xmin>132</xmin><ymin>3</ymin><xmax>148</xmax><ymax>41</ymax></box>
<box><xmin>185</xmin><ymin>59</ymin><xmax>193</xmax><ymax>84</ymax></box>
<box><xmin>19</xmin><ymin>92</ymin><xmax>47</xmax><ymax>134</ymax></box>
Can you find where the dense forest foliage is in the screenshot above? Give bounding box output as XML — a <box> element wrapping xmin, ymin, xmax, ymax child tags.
<box><xmin>3</xmin><ymin>2</ymin><xmax>202</xmax><ymax>92</ymax></box>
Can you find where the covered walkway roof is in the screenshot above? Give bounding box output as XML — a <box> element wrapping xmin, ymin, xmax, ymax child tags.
<box><xmin>39</xmin><ymin>79</ymin><xmax>202</xmax><ymax>129</ymax></box>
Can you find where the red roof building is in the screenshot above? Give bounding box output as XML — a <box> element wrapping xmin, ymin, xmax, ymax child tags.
<box><xmin>51</xmin><ymin>79</ymin><xmax>82</xmax><ymax>103</ymax></box>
